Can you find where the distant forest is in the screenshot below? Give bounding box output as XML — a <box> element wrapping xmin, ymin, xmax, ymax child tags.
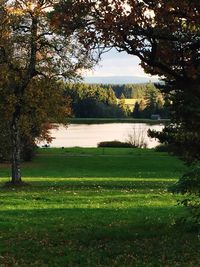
<box><xmin>64</xmin><ymin>82</ymin><xmax>170</xmax><ymax>119</ymax></box>
<box><xmin>101</xmin><ymin>83</ymin><xmax>153</xmax><ymax>98</ymax></box>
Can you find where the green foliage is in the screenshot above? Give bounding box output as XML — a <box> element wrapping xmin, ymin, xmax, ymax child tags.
<box><xmin>170</xmin><ymin>167</ymin><xmax>200</xmax><ymax>195</ymax></box>
<box><xmin>149</xmin><ymin>116</ymin><xmax>200</xmax><ymax>164</ymax></box>
<box><xmin>154</xmin><ymin>144</ymin><xmax>170</xmax><ymax>153</ymax></box>
<box><xmin>129</xmin><ymin>83</ymin><xmax>169</xmax><ymax>119</ymax></box>
<box><xmin>144</xmin><ymin>85</ymin><xmax>168</xmax><ymax>119</ymax></box>
<box><xmin>170</xmin><ymin>166</ymin><xmax>200</xmax><ymax>226</ymax></box>
<box><xmin>54</xmin><ymin>0</ymin><xmax>199</xmax><ymax>161</ymax></box>
<box><xmin>53</xmin><ymin>0</ymin><xmax>199</xmax><ymax>156</ymax></box>
<box><xmin>102</xmin><ymin>83</ymin><xmax>153</xmax><ymax>99</ymax></box>
<box><xmin>143</xmin><ymin>83</ymin><xmax>160</xmax><ymax>116</ymax></box>
<box><xmin>97</xmin><ymin>140</ymin><xmax>134</xmax><ymax>148</ymax></box>
<box><xmin>0</xmin><ymin>0</ymin><xmax>96</xmax><ymax>182</ymax></box>
<box><xmin>63</xmin><ymin>82</ymin><xmax>170</xmax><ymax>119</ymax></box>
<box><xmin>21</xmin><ymin>138</ymin><xmax>37</xmax><ymax>162</ymax></box>
<box><xmin>118</xmin><ymin>93</ymin><xmax>130</xmax><ymax>116</ymax></box>
<box><xmin>132</xmin><ymin>101</ymin><xmax>140</xmax><ymax>118</ymax></box>
<box><xmin>53</xmin><ymin>0</ymin><xmax>200</xmax><ymax>226</ymax></box>
<box><xmin>65</xmin><ymin>83</ymin><xmax>127</xmax><ymax>118</ymax></box>
<box><xmin>0</xmin><ymin>79</ymin><xmax>70</xmax><ymax>163</ymax></box>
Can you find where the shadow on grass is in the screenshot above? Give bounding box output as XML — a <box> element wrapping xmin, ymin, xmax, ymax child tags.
<box><xmin>0</xmin><ymin>179</ymin><xmax>175</xmax><ymax>191</ymax></box>
<box><xmin>0</xmin><ymin>205</ymin><xmax>198</xmax><ymax>267</ymax></box>
<box><xmin>0</xmin><ymin>154</ymin><xmax>186</xmax><ymax>182</ymax></box>
<box><xmin>0</xmin><ymin>208</ymin><xmax>198</xmax><ymax>265</ymax></box>
<box><xmin>0</xmin><ymin>206</ymin><xmax>184</xmax><ymax>237</ymax></box>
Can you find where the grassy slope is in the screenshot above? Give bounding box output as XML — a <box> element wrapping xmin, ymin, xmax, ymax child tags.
<box><xmin>0</xmin><ymin>148</ymin><xmax>199</xmax><ymax>267</ymax></box>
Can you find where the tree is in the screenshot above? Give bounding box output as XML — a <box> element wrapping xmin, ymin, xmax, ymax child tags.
<box><xmin>144</xmin><ymin>83</ymin><xmax>160</xmax><ymax>117</ymax></box>
<box><xmin>0</xmin><ymin>0</ymin><xmax>95</xmax><ymax>184</ymax></box>
<box><xmin>0</xmin><ymin>78</ymin><xmax>71</xmax><ymax>162</ymax></box>
<box><xmin>106</xmin><ymin>86</ymin><xmax>117</xmax><ymax>105</ymax></box>
<box><xmin>132</xmin><ymin>101</ymin><xmax>140</xmax><ymax>118</ymax></box>
<box><xmin>156</xmin><ymin>98</ymin><xmax>164</xmax><ymax>111</ymax></box>
<box><xmin>64</xmin><ymin>83</ymin><xmax>124</xmax><ymax>118</ymax></box>
<box><xmin>53</xmin><ymin>0</ymin><xmax>200</xmax><ymax>223</ymax></box>
<box><xmin>118</xmin><ymin>93</ymin><xmax>129</xmax><ymax>117</ymax></box>
<box><xmin>139</xmin><ymin>100</ymin><xmax>146</xmax><ymax>113</ymax></box>
<box><xmin>52</xmin><ymin>0</ymin><xmax>200</xmax><ymax>162</ymax></box>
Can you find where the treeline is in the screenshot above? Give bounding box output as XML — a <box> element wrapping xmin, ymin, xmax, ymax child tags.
<box><xmin>64</xmin><ymin>82</ymin><xmax>170</xmax><ymax>119</ymax></box>
<box><xmin>64</xmin><ymin>83</ymin><xmax>129</xmax><ymax>118</ymax></box>
<box><xmin>101</xmin><ymin>83</ymin><xmax>151</xmax><ymax>98</ymax></box>
<box><xmin>132</xmin><ymin>85</ymin><xmax>170</xmax><ymax>119</ymax></box>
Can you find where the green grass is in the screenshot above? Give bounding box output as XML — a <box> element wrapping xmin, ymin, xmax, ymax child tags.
<box><xmin>0</xmin><ymin>148</ymin><xmax>199</xmax><ymax>267</ymax></box>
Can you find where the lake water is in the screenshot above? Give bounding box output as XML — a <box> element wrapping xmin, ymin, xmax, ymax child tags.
<box><xmin>38</xmin><ymin>123</ymin><xmax>164</xmax><ymax>148</ymax></box>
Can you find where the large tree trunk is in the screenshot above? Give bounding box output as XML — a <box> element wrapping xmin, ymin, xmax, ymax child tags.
<box><xmin>10</xmin><ymin>114</ymin><xmax>22</xmax><ymax>184</ymax></box>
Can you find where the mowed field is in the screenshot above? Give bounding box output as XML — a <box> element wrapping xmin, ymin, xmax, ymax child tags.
<box><xmin>0</xmin><ymin>148</ymin><xmax>199</xmax><ymax>267</ymax></box>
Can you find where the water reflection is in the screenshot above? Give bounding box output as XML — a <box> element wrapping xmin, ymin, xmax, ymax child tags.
<box><xmin>38</xmin><ymin>123</ymin><xmax>164</xmax><ymax>148</ymax></box>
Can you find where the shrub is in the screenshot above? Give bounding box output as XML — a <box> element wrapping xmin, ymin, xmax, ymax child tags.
<box><xmin>169</xmin><ymin>166</ymin><xmax>200</xmax><ymax>226</ymax></box>
<box><xmin>126</xmin><ymin>125</ymin><xmax>147</xmax><ymax>148</ymax></box>
<box><xmin>154</xmin><ymin>144</ymin><xmax>170</xmax><ymax>152</ymax></box>
<box><xmin>98</xmin><ymin>140</ymin><xmax>134</xmax><ymax>148</ymax></box>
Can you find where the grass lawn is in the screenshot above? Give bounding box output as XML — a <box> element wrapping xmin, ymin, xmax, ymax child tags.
<box><xmin>0</xmin><ymin>148</ymin><xmax>199</xmax><ymax>267</ymax></box>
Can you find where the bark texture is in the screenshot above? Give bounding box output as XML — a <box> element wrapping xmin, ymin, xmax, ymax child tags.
<box><xmin>11</xmin><ymin>114</ymin><xmax>22</xmax><ymax>184</ymax></box>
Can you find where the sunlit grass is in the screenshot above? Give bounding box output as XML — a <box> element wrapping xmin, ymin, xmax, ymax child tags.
<box><xmin>0</xmin><ymin>148</ymin><xmax>199</xmax><ymax>267</ymax></box>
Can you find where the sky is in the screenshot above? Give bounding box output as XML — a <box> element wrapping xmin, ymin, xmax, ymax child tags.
<box><xmin>83</xmin><ymin>48</ymin><xmax>158</xmax><ymax>80</ymax></box>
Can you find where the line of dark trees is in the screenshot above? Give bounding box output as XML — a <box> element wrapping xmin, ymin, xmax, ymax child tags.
<box><xmin>64</xmin><ymin>82</ymin><xmax>170</xmax><ymax>119</ymax></box>
<box><xmin>64</xmin><ymin>83</ymin><xmax>129</xmax><ymax>118</ymax></box>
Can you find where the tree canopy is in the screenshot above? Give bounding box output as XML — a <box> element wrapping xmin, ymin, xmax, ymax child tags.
<box><xmin>52</xmin><ymin>0</ymin><xmax>199</xmax><ymax>80</ymax></box>
<box><xmin>64</xmin><ymin>83</ymin><xmax>126</xmax><ymax>118</ymax></box>
<box><xmin>52</xmin><ymin>0</ymin><xmax>200</xmax><ymax>162</ymax></box>
<box><xmin>0</xmin><ymin>0</ymin><xmax>95</xmax><ymax>184</ymax></box>
<box><xmin>52</xmin><ymin>0</ymin><xmax>200</xmax><ymax>224</ymax></box>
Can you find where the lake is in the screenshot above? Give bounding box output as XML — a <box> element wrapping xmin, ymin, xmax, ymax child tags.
<box><xmin>38</xmin><ymin>123</ymin><xmax>164</xmax><ymax>148</ymax></box>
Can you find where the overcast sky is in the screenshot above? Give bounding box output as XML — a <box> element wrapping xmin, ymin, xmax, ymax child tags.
<box><xmin>84</xmin><ymin>48</ymin><xmax>157</xmax><ymax>79</ymax></box>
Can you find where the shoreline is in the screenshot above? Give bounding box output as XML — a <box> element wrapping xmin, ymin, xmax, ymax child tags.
<box><xmin>68</xmin><ymin>118</ymin><xmax>170</xmax><ymax>125</ymax></box>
